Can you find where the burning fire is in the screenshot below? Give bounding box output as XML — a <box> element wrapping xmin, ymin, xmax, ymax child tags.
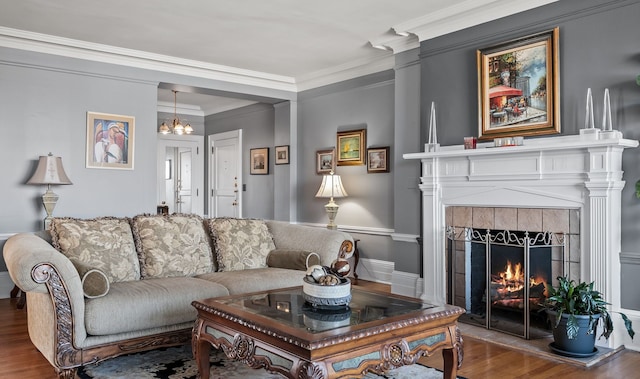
<box><xmin>491</xmin><ymin>260</ymin><xmax>548</xmax><ymax>308</ymax></box>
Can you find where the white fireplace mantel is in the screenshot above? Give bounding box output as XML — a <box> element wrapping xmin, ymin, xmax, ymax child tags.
<box><xmin>403</xmin><ymin>134</ymin><xmax>638</xmax><ymax>348</ymax></box>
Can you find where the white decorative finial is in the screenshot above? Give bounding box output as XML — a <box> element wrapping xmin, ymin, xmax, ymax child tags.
<box><xmin>579</xmin><ymin>87</ymin><xmax>600</xmax><ymax>139</ymax></box>
<box><xmin>429</xmin><ymin>101</ymin><xmax>437</xmax><ymax>144</ymax></box>
<box><xmin>585</xmin><ymin>88</ymin><xmax>595</xmax><ymax>129</ymax></box>
<box><xmin>602</xmin><ymin>88</ymin><xmax>612</xmax><ymax>131</ymax></box>
<box><xmin>425</xmin><ymin>101</ymin><xmax>440</xmax><ymax>152</ymax></box>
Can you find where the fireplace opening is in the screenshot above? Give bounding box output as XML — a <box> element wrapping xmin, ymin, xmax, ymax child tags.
<box><xmin>447</xmin><ymin>227</ymin><xmax>567</xmax><ymax>339</ymax></box>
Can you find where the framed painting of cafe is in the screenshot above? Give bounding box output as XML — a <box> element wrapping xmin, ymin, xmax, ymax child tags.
<box><xmin>477</xmin><ymin>27</ymin><xmax>560</xmax><ymax>140</ymax></box>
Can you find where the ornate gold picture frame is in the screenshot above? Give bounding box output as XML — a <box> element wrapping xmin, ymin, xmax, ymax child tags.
<box><xmin>477</xmin><ymin>27</ymin><xmax>560</xmax><ymax>140</ymax></box>
<box><xmin>336</xmin><ymin>129</ymin><xmax>366</xmax><ymax>166</ymax></box>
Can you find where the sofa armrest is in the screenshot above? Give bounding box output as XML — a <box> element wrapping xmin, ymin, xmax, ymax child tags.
<box><xmin>4</xmin><ymin>233</ymin><xmax>82</xmax><ymax>294</ymax></box>
<box><xmin>3</xmin><ymin>233</ymin><xmax>88</xmax><ymax>359</ymax></box>
<box><xmin>266</xmin><ymin>221</ymin><xmax>355</xmax><ymax>266</ymax></box>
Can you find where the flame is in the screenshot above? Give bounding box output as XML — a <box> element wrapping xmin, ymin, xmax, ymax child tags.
<box><xmin>493</xmin><ymin>260</ymin><xmax>548</xmax><ymax>299</ymax></box>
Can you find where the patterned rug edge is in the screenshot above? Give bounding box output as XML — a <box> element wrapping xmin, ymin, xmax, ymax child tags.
<box><xmin>77</xmin><ymin>345</ymin><xmax>467</xmax><ymax>379</ymax></box>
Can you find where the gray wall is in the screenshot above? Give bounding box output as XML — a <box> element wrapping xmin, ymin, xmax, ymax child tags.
<box><xmin>0</xmin><ymin>48</ymin><xmax>159</xmax><ymax>234</ymax></box>
<box><xmin>297</xmin><ymin>72</ymin><xmax>396</xmax><ymax>263</ymax></box>
<box><xmin>273</xmin><ymin>102</ymin><xmax>292</xmax><ymax>221</ymax></box>
<box><xmin>392</xmin><ymin>48</ymin><xmax>422</xmax><ymax>273</ymax></box>
<box><xmin>419</xmin><ymin>0</ymin><xmax>640</xmax><ymax>308</ymax></box>
<box><xmin>205</xmin><ymin>104</ymin><xmax>276</xmax><ymax>220</ymax></box>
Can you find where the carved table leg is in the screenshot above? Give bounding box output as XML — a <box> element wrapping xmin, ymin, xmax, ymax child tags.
<box><xmin>443</xmin><ymin>325</ymin><xmax>464</xmax><ymax>379</ymax></box>
<box><xmin>442</xmin><ymin>347</ymin><xmax>458</xmax><ymax>379</ymax></box>
<box><xmin>194</xmin><ymin>338</ymin><xmax>211</xmax><ymax>379</ymax></box>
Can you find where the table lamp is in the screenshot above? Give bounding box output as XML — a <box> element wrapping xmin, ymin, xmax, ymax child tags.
<box><xmin>315</xmin><ymin>171</ymin><xmax>347</xmax><ymax>230</ymax></box>
<box><xmin>27</xmin><ymin>153</ymin><xmax>73</xmax><ymax>229</ymax></box>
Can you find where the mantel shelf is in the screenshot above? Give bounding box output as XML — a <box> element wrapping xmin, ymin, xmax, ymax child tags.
<box><xmin>403</xmin><ymin>134</ymin><xmax>638</xmax><ymax>160</ymax></box>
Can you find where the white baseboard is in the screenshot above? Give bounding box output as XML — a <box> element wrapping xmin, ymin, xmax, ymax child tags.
<box><xmin>354</xmin><ymin>258</ymin><xmax>393</xmax><ymax>284</ymax></box>
<box><xmin>0</xmin><ymin>271</ymin><xmax>15</xmax><ymax>300</ymax></box>
<box><xmin>616</xmin><ymin>309</ymin><xmax>640</xmax><ymax>351</ymax></box>
<box><xmin>391</xmin><ymin>271</ymin><xmax>421</xmax><ymax>298</ymax></box>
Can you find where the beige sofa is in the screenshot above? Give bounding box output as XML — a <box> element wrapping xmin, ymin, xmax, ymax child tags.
<box><xmin>3</xmin><ymin>214</ymin><xmax>354</xmax><ymax>379</ymax></box>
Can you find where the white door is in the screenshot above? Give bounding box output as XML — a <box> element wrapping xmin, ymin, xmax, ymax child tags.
<box><xmin>157</xmin><ymin>135</ymin><xmax>204</xmax><ymax>215</ymax></box>
<box><xmin>209</xmin><ymin>130</ymin><xmax>242</xmax><ymax>218</ymax></box>
<box><xmin>176</xmin><ymin>147</ymin><xmax>192</xmax><ymax>213</ymax></box>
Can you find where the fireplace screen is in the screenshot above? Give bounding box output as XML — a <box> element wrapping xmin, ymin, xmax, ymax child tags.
<box><xmin>446</xmin><ymin>227</ymin><xmax>567</xmax><ymax>339</ymax></box>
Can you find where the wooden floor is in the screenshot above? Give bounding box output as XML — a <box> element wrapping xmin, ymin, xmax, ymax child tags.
<box><xmin>1</xmin><ymin>282</ymin><xmax>639</xmax><ymax>379</ymax></box>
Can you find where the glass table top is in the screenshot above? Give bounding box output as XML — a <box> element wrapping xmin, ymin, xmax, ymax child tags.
<box><xmin>212</xmin><ymin>287</ymin><xmax>436</xmax><ymax>334</ymax></box>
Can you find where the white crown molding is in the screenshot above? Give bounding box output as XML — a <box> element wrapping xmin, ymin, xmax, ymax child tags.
<box><xmin>157</xmin><ymin>101</ymin><xmax>205</xmax><ymax>117</ymax></box>
<box><xmin>294</xmin><ymin>54</ymin><xmax>395</xmax><ymax>92</ymax></box>
<box><xmin>0</xmin><ymin>26</ymin><xmax>395</xmax><ymax>93</ymax></box>
<box><xmin>369</xmin><ymin>34</ymin><xmax>419</xmax><ymax>54</ymax></box>
<box><xmin>393</xmin><ymin>0</ymin><xmax>558</xmax><ymax>41</ymax></box>
<box><xmin>0</xmin><ymin>27</ymin><xmax>297</xmax><ymax>92</ymax></box>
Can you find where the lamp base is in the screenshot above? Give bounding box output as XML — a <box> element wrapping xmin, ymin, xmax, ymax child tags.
<box><xmin>42</xmin><ymin>186</ymin><xmax>59</xmax><ymax>230</ymax></box>
<box><xmin>324</xmin><ymin>200</ymin><xmax>339</xmax><ymax>230</ymax></box>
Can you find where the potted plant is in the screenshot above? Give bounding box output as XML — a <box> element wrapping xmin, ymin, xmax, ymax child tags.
<box><xmin>544</xmin><ymin>276</ymin><xmax>635</xmax><ymax>357</ymax></box>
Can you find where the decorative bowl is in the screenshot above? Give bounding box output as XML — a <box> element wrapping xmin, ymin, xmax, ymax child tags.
<box><xmin>302</xmin><ymin>276</ymin><xmax>351</xmax><ymax>308</ymax></box>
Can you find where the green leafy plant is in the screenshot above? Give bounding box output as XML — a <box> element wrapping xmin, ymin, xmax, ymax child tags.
<box><xmin>545</xmin><ymin>276</ymin><xmax>635</xmax><ymax>340</ymax></box>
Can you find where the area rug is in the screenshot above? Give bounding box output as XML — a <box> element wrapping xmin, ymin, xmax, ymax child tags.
<box><xmin>77</xmin><ymin>344</ymin><xmax>463</xmax><ymax>379</ymax></box>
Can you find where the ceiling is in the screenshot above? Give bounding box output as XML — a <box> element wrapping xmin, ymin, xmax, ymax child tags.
<box><xmin>0</xmin><ymin>0</ymin><xmax>556</xmax><ymax>115</ymax></box>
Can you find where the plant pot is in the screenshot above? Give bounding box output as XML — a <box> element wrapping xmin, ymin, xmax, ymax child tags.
<box><xmin>547</xmin><ymin>310</ymin><xmax>599</xmax><ymax>356</ymax></box>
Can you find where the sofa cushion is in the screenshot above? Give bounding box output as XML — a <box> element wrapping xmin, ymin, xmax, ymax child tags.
<box><xmin>266</xmin><ymin>249</ymin><xmax>320</xmax><ymax>271</ymax></box>
<box><xmin>84</xmin><ymin>277</ymin><xmax>229</xmax><ymax>335</ymax></box>
<box><xmin>196</xmin><ymin>267</ymin><xmax>304</xmax><ymax>295</ymax></box>
<box><xmin>50</xmin><ymin>217</ymin><xmax>140</xmax><ymax>282</ymax></box>
<box><xmin>132</xmin><ymin>214</ymin><xmax>215</xmax><ymax>279</ymax></box>
<box><xmin>208</xmin><ymin>218</ymin><xmax>275</xmax><ymax>271</ymax></box>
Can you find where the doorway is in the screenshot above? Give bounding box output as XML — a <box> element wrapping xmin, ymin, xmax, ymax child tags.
<box><xmin>157</xmin><ymin>135</ymin><xmax>204</xmax><ymax>215</ymax></box>
<box><xmin>209</xmin><ymin>130</ymin><xmax>242</xmax><ymax>218</ymax></box>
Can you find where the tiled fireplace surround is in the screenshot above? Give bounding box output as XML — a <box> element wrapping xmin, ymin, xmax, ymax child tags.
<box><xmin>403</xmin><ymin>134</ymin><xmax>639</xmax><ymax>349</ymax></box>
<box><xmin>446</xmin><ymin>206</ymin><xmax>580</xmax><ymax>282</ymax></box>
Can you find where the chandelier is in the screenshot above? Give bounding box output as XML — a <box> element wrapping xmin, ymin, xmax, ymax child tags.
<box><xmin>159</xmin><ymin>90</ymin><xmax>193</xmax><ymax>135</ymax></box>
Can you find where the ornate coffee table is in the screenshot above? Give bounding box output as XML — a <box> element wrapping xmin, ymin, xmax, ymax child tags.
<box><xmin>192</xmin><ymin>287</ymin><xmax>464</xmax><ymax>379</ymax></box>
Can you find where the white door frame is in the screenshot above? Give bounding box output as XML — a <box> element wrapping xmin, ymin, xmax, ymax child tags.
<box><xmin>157</xmin><ymin>134</ymin><xmax>204</xmax><ymax>215</ymax></box>
<box><xmin>208</xmin><ymin>129</ymin><xmax>243</xmax><ymax>218</ymax></box>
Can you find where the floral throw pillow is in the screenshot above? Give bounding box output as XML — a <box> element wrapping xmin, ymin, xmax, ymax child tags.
<box><xmin>50</xmin><ymin>217</ymin><xmax>140</xmax><ymax>283</ymax></box>
<box><xmin>132</xmin><ymin>214</ymin><xmax>214</xmax><ymax>279</ymax></box>
<box><xmin>208</xmin><ymin>218</ymin><xmax>276</xmax><ymax>271</ymax></box>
